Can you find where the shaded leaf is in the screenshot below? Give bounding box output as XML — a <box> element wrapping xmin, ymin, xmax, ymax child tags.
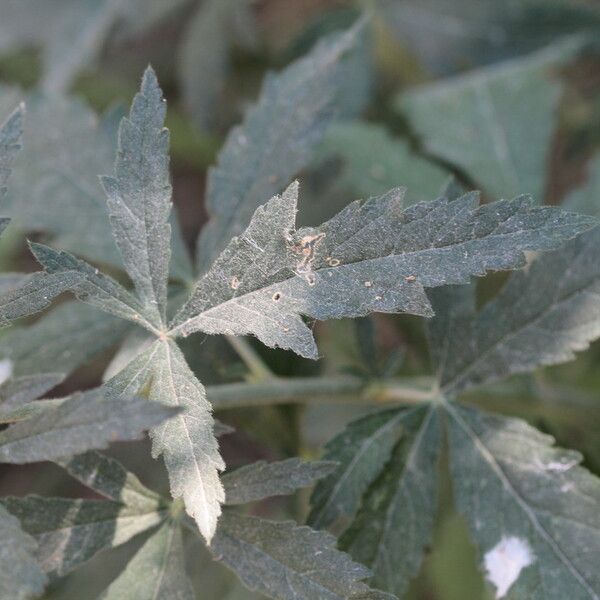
<box><xmin>397</xmin><ymin>40</ymin><xmax>584</xmax><ymax>201</ymax></box>
<box><xmin>339</xmin><ymin>406</ymin><xmax>441</xmax><ymax>598</ymax></box>
<box><xmin>212</xmin><ymin>512</ymin><xmax>395</xmax><ymax>600</ymax></box>
<box><xmin>223</xmin><ymin>458</ymin><xmax>337</xmax><ymax>506</ymax></box>
<box><xmin>172</xmin><ymin>182</ymin><xmax>595</xmax><ymax>359</ymax></box>
<box><xmin>0</xmin><ymin>372</ymin><xmax>64</xmax><ymax>417</ymax></box>
<box><xmin>100</xmin><ymin>521</ymin><xmax>194</xmax><ymax>600</ymax></box>
<box><xmin>0</xmin><ymin>103</ymin><xmax>23</xmax><ymax>198</ymax></box>
<box><xmin>446</xmin><ymin>402</ymin><xmax>600</xmax><ymax>599</ymax></box>
<box><xmin>0</xmin><ymin>504</ymin><xmax>47</xmax><ymax>600</ymax></box>
<box><xmin>196</xmin><ymin>19</ymin><xmax>366</xmax><ymax>272</ymax></box>
<box><xmin>0</xmin><ymin>387</ymin><xmax>178</xmax><ymax>463</ymax></box>
<box><xmin>564</xmin><ymin>154</ymin><xmax>600</xmax><ymax>216</ymax></box>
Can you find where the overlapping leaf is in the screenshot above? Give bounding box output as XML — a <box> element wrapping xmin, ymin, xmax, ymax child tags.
<box><xmin>171</xmin><ymin>182</ymin><xmax>595</xmax><ymax>359</ymax></box>
<box><xmin>196</xmin><ymin>19</ymin><xmax>367</xmax><ymax>272</ymax></box>
<box><xmin>0</xmin><ymin>373</ymin><xmax>64</xmax><ymax>420</ymax></box>
<box><xmin>446</xmin><ymin>403</ymin><xmax>600</xmax><ymax>599</ymax></box>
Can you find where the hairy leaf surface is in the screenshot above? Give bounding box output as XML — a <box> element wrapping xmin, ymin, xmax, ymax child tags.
<box><xmin>0</xmin><ymin>373</ymin><xmax>64</xmax><ymax>418</ymax></box>
<box><xmin>446</xmin><ymin>403</ymin><xmax>600</xmax><ymax>599</ymax></box>
<box><xmin>223</xmin><ymin>458</ymin><xmax>337</xmax><ymax>506</ymax></box>
<box><xmin>172</xmin><ymin>183</ymin><xmax>595</xmax><ymax>358</ymax></box>
<box><xmin>212</xmin><ymin>513</ymin><xmax>394</xmax><ymax>600</ymax></box>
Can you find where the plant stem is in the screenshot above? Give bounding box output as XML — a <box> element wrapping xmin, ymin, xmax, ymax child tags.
<box><xmin>207</xmin><ymin>375</ymin><xmax>436</xmax><ymax>409</ymax></box>
<box><xmin>225</xmin><ymin>335</ymin><xmax>275</xmax><ymax>381</ymax></box>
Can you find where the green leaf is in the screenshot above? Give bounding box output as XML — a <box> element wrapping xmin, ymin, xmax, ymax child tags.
<box><xmin>1</xmin><ymin>494</ymin><xmax>165</xmax><ymax>580</ymax></box>
<box><xmin>55</xmin><ymin>450</ymin><xmax>162</xmax><ymax>509</ymax></box>
<box><xmin>446</xmin><ymin>402</ymin><xmax>600</xmax><ymax>599</ymax></box>
<box><xmin>308</xmin><ymin>408</ymin><xmax>407</xmax><ymax>529</ymax></box>
<box><xmin>0</xmin><ymin>301</ymin><xmax>128</xmax><ymax>377</ymax></box>
<box><xmin>0</xmin><ymin>387</ymin><xmax>178</xmax><ymax>463</ymax></box>
<box><xmin>438</xmin><ymin>227</ymin><xmax>600</xmax><ymax>396</ymax></box>
<box><xmin>339</xmin><ymin>406</ymin><xmax>441</xmax><ymax>598</ymax></box>
<box><xmin>29</xmin><ymin>242</ymin><xmax>161</xmax><ymax>334</ymax></box>
<box><xmin>100</xmin><ymin>521</ymin><xmax>194</xmax><ymax>600</ymax></box>
<box><xmin>315</xmin><ymin>121</ymin><xmax>449</xmax><ymax>204</ymax></box>
<box><xmin>397</xmin><ymin>39</ymin><xmax>583</xmax><ymax>201</ymax></box>
<box><xmin>0</xmin><ymin>103</ymin><xmax>23</xmax><ymax>199</ymax></box>
<box><xmin>196</xmin><ymin>19</ymin><xmax>366</xmax><ymax>272</ymax></box>
<box><xmin>223</xmin><ymin>458</ymin><xmax>337</xmax><ymax>506</ymax></box>
<box><xmin>0</xmin><ymin>372</ymin><xmax>64</xmax><ymax>417</ymax></box>
<box><xmin>171</xmin><ymin>182</ymin><xmax>595</xmax><ymax>359</ymax></box>
<box><xmin>101</xmin><ymin>67</ymin><xmax>175</xmax><ymax>325</ymax></box>
<box><xmin>0</xmin><ymin>504</ymin><xmax>47</xmax><ymax>600</ymax></box>
<box><xmin>148</xmin><ymin>339</ymin><xmax>224</xmax><ymax>543</ymax></box>
<box><xmin>212</xmin><ymin>512</ymin><xmax>395</xmax><ymax>600</ymax></box>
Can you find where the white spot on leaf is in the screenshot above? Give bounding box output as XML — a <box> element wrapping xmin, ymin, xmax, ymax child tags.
<box><xmin>484</xmin><ymin>536</ymin><xmax>535</xmax><ymax>599</ymax></box>
<box><xmin>0</xmin><ymin>358</ymin><xmax>13</xmax><ymax>385</ymax></box>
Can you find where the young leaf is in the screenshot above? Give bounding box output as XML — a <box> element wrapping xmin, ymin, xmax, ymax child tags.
<box><xmin>338</xmin><ymin>406</ymin><xmax>441</xmax><ymax>598</ymax></box>
<box><xmin>446</xmin><ymin>402</ymin><xmax>600</xmax><ymax>599</ymax></box>
<box><xmin>196</xmin><ymin>20</ymin><xmax>366</xmax><ymax>272</ymax></box>
<box><xmin>101</xmin><ymin>67</ymin><xmax>173</xmax><ymax>325</ymax></box>
<box><xmin>315</xmin><ymin>121</ymin><xmax>449</xmax><ymax>203</ymax></box>
<box><xmin>438</xmin><ymin>226</ymin><xmax>600</xmax><ymax>396</ymax></box>
<box><xmin>397</xmin><ymin>39</ymin><xmax>583</xmax><ymax>201</ymax></box>
<box><xmin>100</xmin><ymin>521</ymin><xmax>194</xmax><ymax>600</ymax></box>
<box><xmin>1</xmin><ymin>494</ymin><xmax>165</xmax><ymax>580</ymax></box>
<box><xmin>308</xmin><ymin>407</ymin><xmax>407</xmax><ymax>529</ymax></box>
<box><xmin>29</xmin><ymin>242</ymin><xmax>161</xmax><ymax>334</ymax></box>
<box><xmin>0</xmin><ymin>387</ymin><xmax>178</xmax><ymax>463</ymax></box>
<box><xmin>148</xmin><ymin>339</ymin><xmax>225</xmax><ymax>543</ymax></box>
<box><xmin>0</xmin><ymin>504</ymin><xmax>47</xmax><ymax>600</ymax></box>
<box><xmin>223</xmin><ymin>458</ymin><xmax>337</xmax><ymax>506</ymax></box>
<box><xmin>212</xmin><ymin>512</ymin><xmax>395</xmax><ymax>600</ymax></box>
<box><xmin>171</xmin><ymin>182</ymin><xmax>596</xmax><ymax>359</ymax></box>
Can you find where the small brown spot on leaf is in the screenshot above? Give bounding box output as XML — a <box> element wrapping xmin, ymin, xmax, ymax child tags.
<box><xmin>272</xmin><ymin>292</ymin><xmax>282</xmax><ymax>301</ymax></box>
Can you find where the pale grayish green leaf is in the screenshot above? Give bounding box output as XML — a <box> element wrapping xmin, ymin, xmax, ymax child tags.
<box><xmin>0</xmin><ymin>504</ymin><xmax>48</xmax><ymax>600</ymax></box>
<box><xmin>196</xmin><ymin>20</ymin><xmax>366</xmax><ymax>272</ymax></box>
<box><xmin>172</xmin><ymin>182</ymin><xmax>596</xmax><ymax>359</ymax></box>
<box><xmin>446</xmin><ymin>402</ymin><xmax>600</xmax><ymax>599</ymax></box>
<box><xmin>339</xmin><ymin>406</ymin><xmax>440</xmax><ymax>598</ymax></box>
<box><xmin>148</xmin><ymin>339</ymin><xmax>225</xmax><ymax>543</ymax></box>
<box><xmin>397</xmin><ymin>39</ymin><xmax>584</xmax><ymax>201</ymax></box>
<box><xmin>212</xmin><ymin>513</ymin><xmax>395</xmax><ymax>600</ymax></box>
<box><xmin>0</xmin><ymin>387</ymin><xmax>178</xmax><ymax>463</ymax></box>
<box><xmin>0</xmin><ymin>273</ymin><xmax>27</xmax><ymax>295</ymax></box>
<box><xmin>0</xmin><ymin>270</ymin><xmax>85</xmax><ymax>327</ymax></box>
<box><xmin>30</xmin><ymin>242</ymin><xmax>161</xmax><ymax>334</ymax></box>
<box><xmin>0</xmin><ymin>103</ymin><xmax>23</xmax><ymax>198</ymax></box>
<box><xmin>0</xmin><ymin>373</ymin><xmax>64</xmax><ymax>418</ymax></box>
<box><xmin>0</xmin><ymin>301</ymin><xmax>128</xmax><ymax>377</ymax></box>
<box><xmin>55</xmin><ymin>450</ymin><xmax>162</xmax><ymax>510</ymax></box>
<box><xmin>100</xmin><ymin>521</ymin><xmax>194</xmax><ymax>600</ymax></box>
<box><xmin>563</xmin><ymin>155</ymin><xmax>600</xmax><ymax>216</ymax></box>
<box><xmin>315</xmin><ymin>122</ymin><xmax>449</xmax><ymax>204</ymax></box>
<box><xmin>101</xmin><ymin>67</ymin><xmax>173</xmax><ymax>325</ymax></box>
<box><xmin>308</xmin><ymin>408</ymin><xmax>407</xmax><ymax>529</ymax></box>
<box><xmin>223</xmin><ymin>458</ymin><xmax>337</xmax><ymax>506</ymax></box>
<box><xmin>1</xmin><ymin>494</ymin><xmax>165</xmax><ymax>580</ymax></box>
<box><xmin>439</xmin><ymin>226</ymin><xmax>600</xmax><ymax>396</ymax></box>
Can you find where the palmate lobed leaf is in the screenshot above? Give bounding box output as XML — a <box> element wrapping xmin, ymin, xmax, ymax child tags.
<box><xmin>170</xmin><ymin>182</ymin><xmax>596</xmax><ymax>358</ymax></box>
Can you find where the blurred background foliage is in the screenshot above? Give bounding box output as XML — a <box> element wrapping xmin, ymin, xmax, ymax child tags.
<box><xmin>0</xmin><ymin>0</ymin><xmax>599</xmax><ymax>598</ymax></box>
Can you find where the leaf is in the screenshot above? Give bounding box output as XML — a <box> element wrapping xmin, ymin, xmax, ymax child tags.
<box><xmin>29</xmin><ymin>242</ymin><xmax>161</xmax><ymax>334</ymax></box>
<box><xmin>223</xmin><ymin>458</ymin><xmax>337</xmax><ymax>506</ymax></box>
<box><xmin>212</xmin><ymin>512</ymin><xmax>395</xmax><ymax>600</ymax></box>
<box><xmin>100</xmin><ymin>521</ymin><xmax>194</xmax><ymax>600</ymax></box>
<box><xmin>0</xmin><ymin>103</ymin><xmax>23</xmax><ymax>198</ymax></box>
<box><xmin>564</xmin><ymin>155</ymin><xmax>600</xmax><ymax>216</ymax></box>
<box><xmin>55</xmin><ymin>450</ymin><xmax>162</xmax><ymax>509</ymax></box>
<box><xmin>338</xmin><ymin>406</ymin><xmax>441</xmax><ymax>598</ymax></box>
<box><xmin>0</xmin><ymin>504</ymin><xmax>47</xmax><ymax>600</ymax></box>
<box><xmin>438</xmin><ymin>226</ymin><xmax>600</xmax><ymax>396</ymax></box>
<box><xmin>446</xmin><ymin>402</ymin><xmax>600</xmax><ymax>599</ymax></box>
<box><xmin>1</xmin><ymin>494</ymin><xmax>165</xmax><ymax>580</ymax></box>
<box><xmin>196</xmin><ymin>19</ymin><xmax>366</xmax><ymax>272</ymax></box>
<box><xmin>101</xmin><ymin>67</ymin><xmax>173</xmax><ymax>325</ymax></box>
<box><xmin>171</xmin><ymin>182</ymin><xmax>596</xmax><ymax>359</ymax></box>
<box><xmin>0</xmin><ymin>301</ymin><xmax>128</xmax><ymax>377</ymax></box>
<box><xmin>0</xmin><ymin>387</ymin><xmax>178</xmax><ymax>463</ymax></box>
<box><xmin>0</xmin><ymin>372</ymin><xmax>64</xmax><ymax>417</ymax></box>
<box><xmin>315</xmin><ymin>121</ymin><xmax>449</xmax><ymax>204</ymax></box>
<box><xmin>148</xmin><ymin>339</ymin><xmax>225</xmax><ymax>543</ymax></box>
<box><xmin>397</xmin><ymin>39</ymin><xmax>584</xmax><ymax>201</ymax></box>
<box><xmin>308</xmin><ymin>408</ymin><xmax>407</xmax><ymax>529</ymax></box>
